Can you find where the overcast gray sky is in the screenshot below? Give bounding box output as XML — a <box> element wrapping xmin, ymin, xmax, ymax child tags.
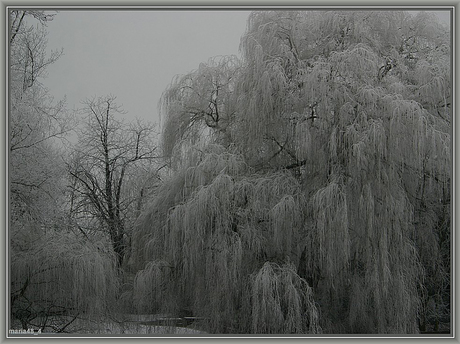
<box><xmin>41</xmin><ymin>9</ymin><xmax>451</xmax><ymax>129</ymax></box>
<box><xmin>43</xmin><ymin>10</ymin><xmax>251</xmax><ymax>127</ymax></box>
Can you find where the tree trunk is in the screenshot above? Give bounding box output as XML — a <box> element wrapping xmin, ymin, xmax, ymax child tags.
<box><xmin>112</xmin><ymin>218</ymin><xmax>125</xmax><ymax>268</ymax></box>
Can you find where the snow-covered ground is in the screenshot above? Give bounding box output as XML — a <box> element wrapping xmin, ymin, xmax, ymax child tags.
<box><xmin>10</xmin><ymin>314</ymin><xmax>208</xmax><ymax>336</ymax></box>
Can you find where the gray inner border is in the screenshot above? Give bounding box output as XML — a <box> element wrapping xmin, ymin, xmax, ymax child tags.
<box><xmin>2</xmin><ymin>2</ymin><xmax>456</xmax><ymax>341</ymax></box>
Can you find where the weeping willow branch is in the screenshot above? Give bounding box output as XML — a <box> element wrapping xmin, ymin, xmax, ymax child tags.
<box><xmin>11</xmin><ymin>229</ymin><xmax>119</xmax><ymax>330</ymax></box>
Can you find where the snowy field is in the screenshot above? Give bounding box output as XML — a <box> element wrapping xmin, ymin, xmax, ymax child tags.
<box><xmin>10</xmin><ymin>314</ymin><xmax>208</xmax><ymax>336</ymax></box>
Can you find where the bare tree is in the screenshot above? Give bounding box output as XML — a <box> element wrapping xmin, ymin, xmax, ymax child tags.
<box><xmin>9</xmin><ymin>11</ymin><xmax>116</xmax><ymax>333</ymax></box>
<box><xmin>67</xmin><ymin>96</ymin><xmax>158</xmax><ymax>267</ymax></box>
<box><xmin>10</xmin><ymin>10</ymin><xmax>56</xmax><ymax>44</ymax></box>
<box><xmin>9</xmin><ymin>9</ymin><xmax>72</xmax><ymax>224</ymax></box>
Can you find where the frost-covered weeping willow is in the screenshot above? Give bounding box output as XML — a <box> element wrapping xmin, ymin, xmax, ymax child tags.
<box><xmin>11</xmin><ymin>227</ymin><xmax>119</xmax><ymax>330</ymax></box>
<box><xmin>133</xmin><ymin>10</ymin><xmax>451</xmax><ymax>334</ymax></box>
<box><xmin>160</xmin><ymin>56</ymin><xmax>241</xmax><ymax>161</ymax></box>
<box><xmin>132</xmin><ymin>144</ymin><xmax>319</xmax><ymax>333</ymax></box>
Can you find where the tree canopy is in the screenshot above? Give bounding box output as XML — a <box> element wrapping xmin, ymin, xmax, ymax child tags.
<box><xmin>132</xmin><ymin>10</ymin><xmax>451</xmax><ymax>334</ymax></box>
